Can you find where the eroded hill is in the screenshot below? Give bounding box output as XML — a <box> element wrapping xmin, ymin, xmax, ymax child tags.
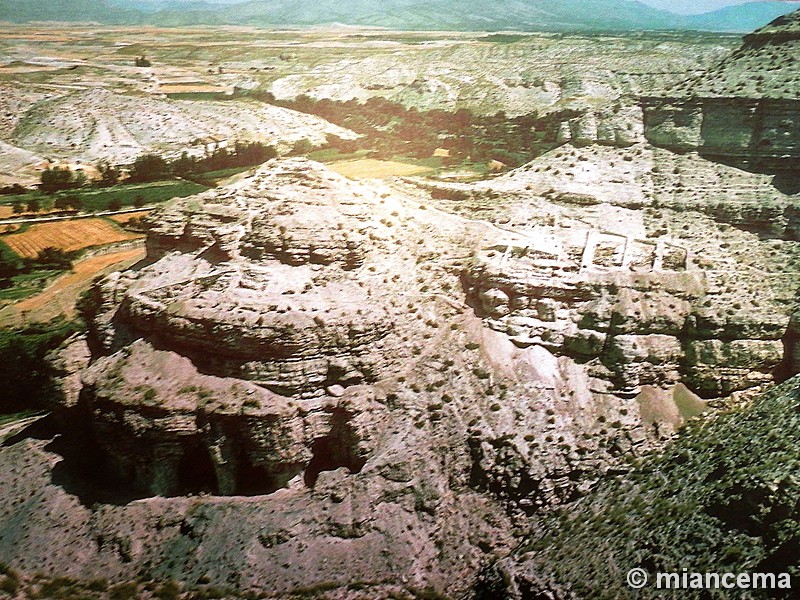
<box><xmin>0</xmin><ymin>11</ymin><xmax>798</xmax><ymax>600</ymax></box>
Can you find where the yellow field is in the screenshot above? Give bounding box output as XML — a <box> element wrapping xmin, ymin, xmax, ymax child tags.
<box><xmin>159</xmin><ymin>84</ymin><xmax>230</xmax><ymax>94</ymax></box>
<box><xmin>0</xmin><ymin>33</ymin><xmax>79</xmax><ymax>42</ymax></box>
<box><xmin>0</xmin><ymin>65</ymin><xmax>67</xmax><ymax>74</ymax></box>
<box><xmin>328</xmin><ymin>159</ymin><xmax>434</xmax><ymax>179</ymax></box>
<box><xmin>3</xmin><ymin>218</ymin><xmax>143</xmax><ymax>258</ymax></box>
<box><xmin>107</xmin><ymin>210</ymin><xmax>151</xmax><ymax>224</ymax></box>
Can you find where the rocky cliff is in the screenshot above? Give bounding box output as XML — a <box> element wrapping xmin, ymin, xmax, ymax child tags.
<box><xmin>642</xmin><ymin>10</ymin><xmax>800</xmax><ymax>173</ymax></box>
<box><xmin>0</xmin><ymin>148</ymin><xmax>795</xmax><ymax>597</ymax></box>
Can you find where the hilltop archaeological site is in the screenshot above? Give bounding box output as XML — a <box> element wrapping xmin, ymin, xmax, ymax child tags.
<box><xmin>0</xmin><ymin>7</ymin><xmax>798</xmax><ymax>600</ymax></box>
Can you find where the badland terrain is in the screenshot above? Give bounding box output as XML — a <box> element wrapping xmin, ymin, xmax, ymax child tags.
<box><xmin>0</xmin><ymin>6</ymin><xmax>798</xmax><ymax>600</ymax></box>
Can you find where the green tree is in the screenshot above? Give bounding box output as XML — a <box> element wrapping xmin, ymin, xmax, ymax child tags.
<box><xmin>26</xmin><ymin>198</ymin><xmax>40</xmax><ymax>213</ymax></box>
<box><xmin>66</xmin><ymin>195</ymin><xmax>82</xmax><ymax>211</ymax></box>
<box><xmin>129</xmin><ymin>154</ymin><xmax>171</xmax><ymax>183</ymax></box>
<box><xmin>73</xmin><ymin>171</ymin><xmax>87</xmax><ymax>188</ymax></box>
<box><xmin>171</xmin><ymin>152</ymin><xmax>197</xmax><ymax>177</ymax></box>
<box><xmin>0</xmin><ymin>183</ymin><xmax>26</xmax><ymax>195</ymax></box>
<box><xmin>53</xmin><ymin>194</ymin><xmax>80</xmax><ymax>211</ymax></box>
<box><xmin>31</xmin><ymin>247</ymin><xmax>72</xmax><ymax>270</ymax></box>
<box><xmin>11</xmin><ymin>201</ymin><xmax>24</xmax><ymax>214</ymax></box>
<box><xmin>40</xmin><ymin>166</ymin><xmax>75</xmax><ymax>194</ymax></box>
<box><xmin>133</xmin><ymin>195</ymin><xmax>146</xmax><ymax>208</ymax></box>
<box><xmin>107</xmin><ymin>199</ymin><xmax>123</xmax><ymax>212</ymax></box>
<box><xmin>290</xmin><ymin>138</ymin><xmax>314</xmax><ymax>155</ymax></box>
<box><xmin>0</xmin><ymin>247</ymin><xmax>21</xmax><ymax>282</ymax></box>
<box><xmin>97</xmin><ymin>161</ymin><xmax>120</xmax><ymax>187</ymax></box>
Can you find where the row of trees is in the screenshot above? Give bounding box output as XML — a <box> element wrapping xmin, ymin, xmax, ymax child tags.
<box><xmin>11</xmin><ymin>193</ymin><xmax>146</xmax><ymax>215</ymax></box>
<box><xmin>129</xmin><ymin>141</ymin><xmax>277</xmax><ymax>183</ymax></box>
<box><xmin>170</xmin><ymin>140</ymin><xmax>279</xmax><ymax>179</ymax></box>
<box><xmin>32</xmin><ymin>140</ymin><xmax>277</xmax><ymax>195</ymax></box>
<box><xmin>250</xmin><ymin>91</ymin><xmax>574</xmax><ymax>167</ymax></box>
<box><xmin>0</xmin><ymin>183</ymin><xmax>27</xmax><ymax>196</ymax></box>
<box><xmin>39</xmin><ymin>166</ymin><xmax>88</xmax><ymax>194</ymax></box>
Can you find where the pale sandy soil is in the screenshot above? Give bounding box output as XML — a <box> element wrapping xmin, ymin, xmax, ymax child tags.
<box><xmin>159</xmin><ymin>84</ymin><xmax>230</xmax><ymax>93</ymax></box>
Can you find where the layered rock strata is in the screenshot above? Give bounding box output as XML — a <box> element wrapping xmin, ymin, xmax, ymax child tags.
<box><xmin>642</xmin><ymin>10</ymin><xmax>800</xmax><ymax>171</ymax></box>
<box><xmin>1</xmin><ymin>150</ymin><xmax>797</xmax><ymax>597</ymax></box>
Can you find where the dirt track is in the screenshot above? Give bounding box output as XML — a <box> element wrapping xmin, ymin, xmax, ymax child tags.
<box><xmin>0</xmin><ymin>247</ymin><xmax>145</xmax><ymax>327</ymax></box>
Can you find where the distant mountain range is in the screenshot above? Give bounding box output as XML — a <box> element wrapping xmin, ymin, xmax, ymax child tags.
<box><xmin>0</xmin><ymin>0</ymin><xmax>796</xmax><ymax>32</ymax></box>
<box><xmin>681</xmin><ymin>2</ymin><xmax>798</xmax><ymax>31</ymax></box>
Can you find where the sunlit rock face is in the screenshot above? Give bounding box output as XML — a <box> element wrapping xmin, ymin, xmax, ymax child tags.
<box><xmin>9</xmin><ymin>121</ymin><xmax>800</xmax><ymax>596</ymax></box>
<box><xmin>64</xmin><ymin>153</ymin><xmax>795</xmax><ymax>513</ymax></box>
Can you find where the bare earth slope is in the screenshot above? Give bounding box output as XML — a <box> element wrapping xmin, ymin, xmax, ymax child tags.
<box><xmin>10</xmin><ymin>88</ymin><xmax>356</xmax><ymax>164</ymax></box>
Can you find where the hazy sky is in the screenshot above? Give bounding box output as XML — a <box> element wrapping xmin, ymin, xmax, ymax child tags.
<box><xmin>640</xmin><ymin>0</ymin><xmax>800</xmax><ymax>14</ymax></box>
<box><xmin>135</xmin><ymin>0</ymin><xmax>800</xmax><ymax>16</ymax></box>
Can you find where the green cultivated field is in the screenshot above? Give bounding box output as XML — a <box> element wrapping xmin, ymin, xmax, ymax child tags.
<box><xmin>0</xmin><ymin>270</ymin><xmax>60</xmax><ymax>302</ymax></box>
<box><xmin>0</xmin><ymin>180</ymin><xmax>208</xmax><ymax>214</ymax></box>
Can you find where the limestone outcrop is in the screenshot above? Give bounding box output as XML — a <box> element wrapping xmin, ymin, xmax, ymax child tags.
<box><xmin>642</xmin><ymin>10</ymin><xmax>800</xmax><ymax>171</ymax></box>
<box><xmin>1</xmin><ymin>14</ymin><xmax>799</xmax><ymax>599</ymax></box>
<box><xmin>0</xmin><ymin>130</ymin><xmax>793</xmax><ymax>599</ymax></box>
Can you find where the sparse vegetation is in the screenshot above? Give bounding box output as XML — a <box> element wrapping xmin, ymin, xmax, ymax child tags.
<box><xmin>0</xmin><ymin>317</ymin><xmax>82</xmax><ymax>413</ymax></box>
<box><xmin>507</xmin><ymin>379</ymin><xmax>800</xmax><ymax>599</ymax></box>
<box><xmin>40</xmin><ymin>166</ymin><xmax>87</xmax><ymax>194</ymax></box>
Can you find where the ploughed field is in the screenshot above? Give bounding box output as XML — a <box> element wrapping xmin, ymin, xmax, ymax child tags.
<box><xmin>0</xmin><ymin>247</ymin><xmax>145</xmax><ymax>326</ymax></box>
<box><xmin>2</xmin><ymin>218</ymin><xmax>142</xmax><ymax>258</ymax></box>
